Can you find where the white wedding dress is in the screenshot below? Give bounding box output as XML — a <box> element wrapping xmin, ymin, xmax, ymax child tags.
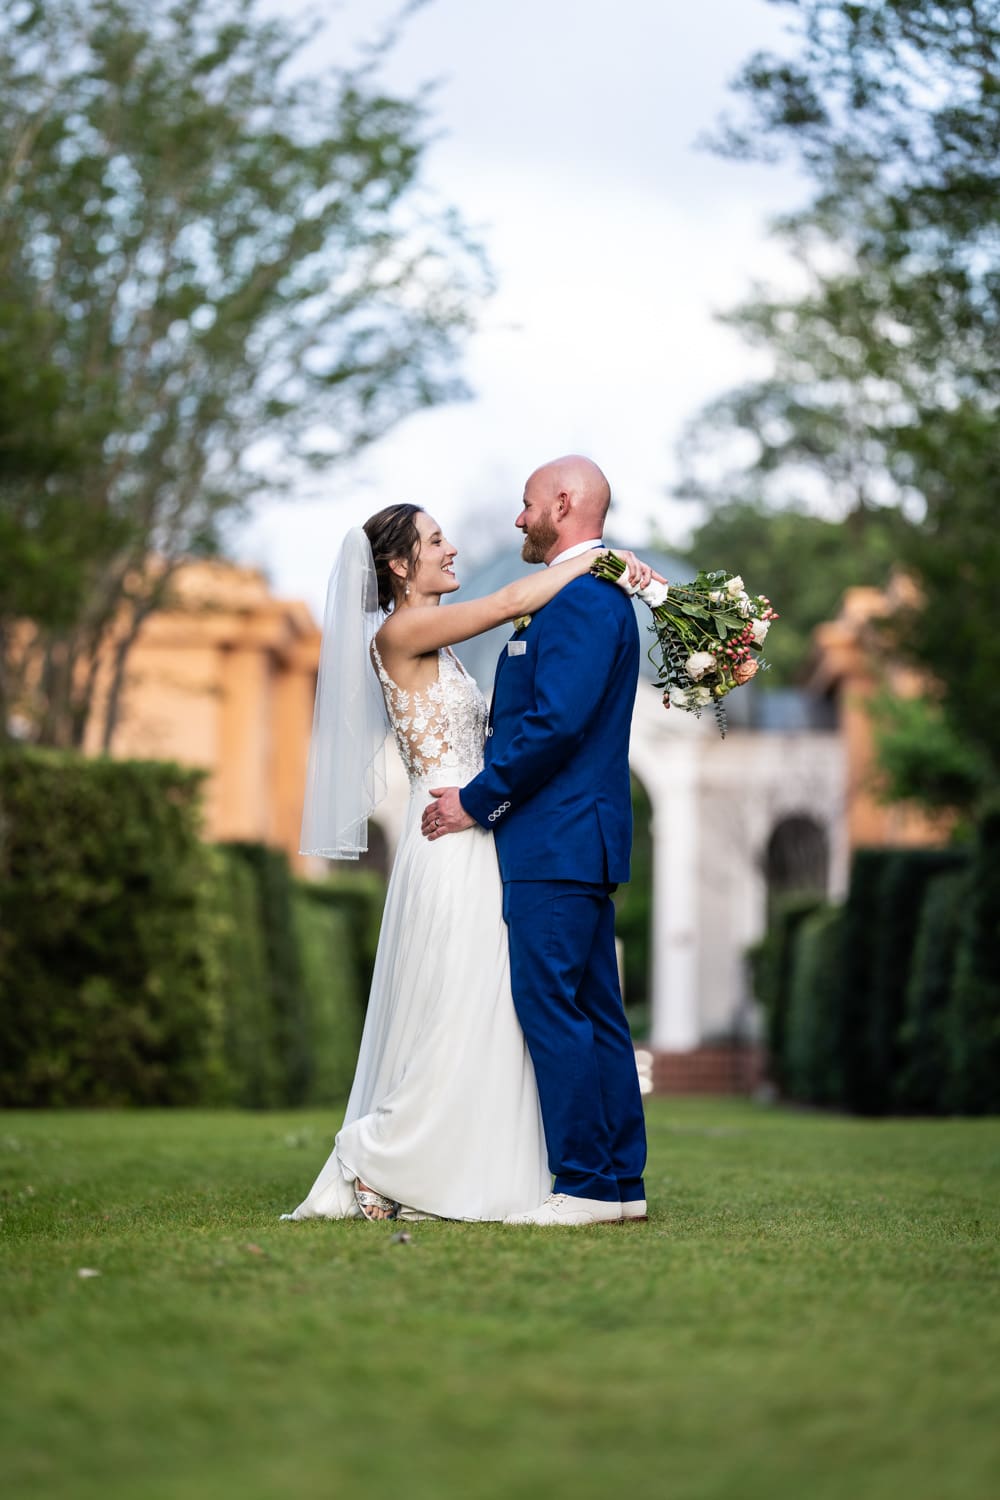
<box><xmin>283</xmin><ymin>645</ymin><xmax>549</xmax><ymax>1221</ymax></box>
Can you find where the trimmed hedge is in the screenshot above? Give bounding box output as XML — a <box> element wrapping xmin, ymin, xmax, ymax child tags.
<box><xmin>755</xmin><ymin>837</ymin><xmax>995</xmax><ymax>1115</ymax></box>
<box><xmin>303</xmin><ymin>873</ymin><xmax>384</xmax><ymax>1020</ymax></box>
<box><xmin>895</xmin><ymin>870</ymin><xmax>967</xmax><ymax>1114</ymax></box>
<box><xmin>837</xmin><ymin>848</ymin><xmax>968</xmax><ymax>1114</ymax></box>
<box><xmin>837</xmin><ymin>850</ymin><xmax>898</xmax><ymax>1114</ymax></box>
<box><xmin>293</xmin><ymin>883</ymin><xmax>365</xmax><ymax>1104</ymax></box>
<box><xmin>0</xmin><ymin>747</ymin><xmax>225</xmax><ymax>1106</ymax></box>
<box><xmin>862</xmin><ymin>849</ymin><xmax>969</xmax><ymax>1115</ymax></box>
<box><xmin>222</xmin><ymin>842</ymin><xmax>312</xmax><ymax>1106</ymax></box>
<box><xmin>208</xmin><ymin>846</ymin><xmax>282</xmax><ymax>1108</ymax></box>
<box><xmin>785</xmin><ymin>905</ymin><xmax>845</xmax><ymax>1106</ymax></box>
<box><xmin>0</xmin><ymin>749</ymin><xmax>383</xmax><ymax>1107</ymax></box>
<box><xmin>748</xmin><ymin>894</ymin><xmax>824</xmax><ymax>1092</ymax></box>
<box><xmin>947</xmin><ymin>802</ymin><xmax>1000</xmax><ymax>1114</ymax></box>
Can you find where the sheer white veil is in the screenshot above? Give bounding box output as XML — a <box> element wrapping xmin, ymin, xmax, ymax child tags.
<box><xmin>299</xmin><ymin>526</ymin><xmax>390</xmax><ymax>859</ymax></box>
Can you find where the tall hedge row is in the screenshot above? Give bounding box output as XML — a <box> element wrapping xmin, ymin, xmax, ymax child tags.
<box><xmin>840</xmin><ymin>848</ymin><xmax>968</xmax><ymax>1114</ymax></box>
<box><xmin>0</xmin><ymin>748</ymin><xmax>381</xmax><ymax>1107</ymax></box>
<box><xmin>0</xmin><ymin>749</ymin><xmax>224</xmax><ymax>1105</ymax></box>
<box><xmin>747</xmin><ymin>894</ymin><xmax>823</xmax><ymax>1095</ymax></box>
<box><xmin>946</xmin><ymin>803</ymin><xmax>1000</xmax><ymax>1114</ymax></box>
<box><xmin>785</xmin><ymin>905</ymin><xmax>845</xmax><ymax>1106</ymax></box>
<box><xmin>757</xmin><ymin>816</ymin><xmax>1000</xmax><ymax>1115</ymax></box>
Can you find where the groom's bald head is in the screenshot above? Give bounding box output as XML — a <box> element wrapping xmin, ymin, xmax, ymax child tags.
<box><xmin>517</xmin><ymin>455</ymin><xmax>612</xmax><ymax>564</ymax></box>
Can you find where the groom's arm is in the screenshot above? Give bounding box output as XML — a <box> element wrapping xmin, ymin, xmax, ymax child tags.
<box><xmin>457</xmin><ymin>584</ymin><xmax>624</xmax><ymax>831</ymax></box>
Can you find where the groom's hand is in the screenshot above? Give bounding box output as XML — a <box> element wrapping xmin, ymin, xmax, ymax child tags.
<box><xmin>422</xmin><ymin>787</ymin><xmax>475</xmax><ymax>840</ymax></box>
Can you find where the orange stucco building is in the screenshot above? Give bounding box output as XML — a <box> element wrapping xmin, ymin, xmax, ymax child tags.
<box><xmin>85</xmin><ymin>561</ymin><xmax>321</xmax><ymax>866</ymax></box>
<box><xmin>806</xmin><ymin>576</ymin><xmax>950</xmax><ymax>850</ymax></box>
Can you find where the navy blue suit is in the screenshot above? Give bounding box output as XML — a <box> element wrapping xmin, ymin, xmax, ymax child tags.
<box><xmin>460</xmin><ymin>573</ymin><xmax>647</xmax><ymax>1203</ymax></box>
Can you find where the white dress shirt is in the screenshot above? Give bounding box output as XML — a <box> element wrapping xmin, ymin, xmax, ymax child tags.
<box><xmin>547</xmin><ymin>539</ymin><xmax>604</xmax><ymax>567</ymax></box>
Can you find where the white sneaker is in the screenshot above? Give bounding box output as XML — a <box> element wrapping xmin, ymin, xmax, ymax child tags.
<box><xmin>505</xmin><ymin>1193</ymin><xmax>623</xmax><ymax>1226</ymax></box>
<box><xmin>620</xmin><ymin>1199</ymin><xmax>648</xmax><ymax>1222</ymax></box>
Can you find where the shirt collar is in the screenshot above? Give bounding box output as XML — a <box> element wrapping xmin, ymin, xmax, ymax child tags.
<box><xmin>547</xmin><ymin>539</ymin><xmax>604</xmax><ymax>567</ymax></box>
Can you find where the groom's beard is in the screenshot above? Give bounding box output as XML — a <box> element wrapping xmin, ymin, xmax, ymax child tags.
<box><xmin>520</xmin><ymin>515</ymin><xmax>559</xmax><ymax>565</ymax></box>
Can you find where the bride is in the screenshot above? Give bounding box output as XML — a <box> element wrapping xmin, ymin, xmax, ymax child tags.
<box><xmin>282</xmin><ymin>504</ymin><xmax>650</xmax><ymax>1223</ymax></box>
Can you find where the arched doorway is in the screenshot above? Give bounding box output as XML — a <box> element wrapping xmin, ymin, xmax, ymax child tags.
<box><xmin>764</xmin><ymin>815</ymin><xmax>829</xmax><ymax>912</ymax></box>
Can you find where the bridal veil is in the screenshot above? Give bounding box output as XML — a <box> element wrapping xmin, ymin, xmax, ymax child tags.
<box><xmin>299</xmin><ymin>526</ymin><xmax>389</xmax><ymax>859</ymax></box>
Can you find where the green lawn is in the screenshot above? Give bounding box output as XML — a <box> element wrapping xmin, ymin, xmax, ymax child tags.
<box><xmin>2</xmin><ymin>1099</ymin><xmax>998</xmax><ymax>1500</ymax></box>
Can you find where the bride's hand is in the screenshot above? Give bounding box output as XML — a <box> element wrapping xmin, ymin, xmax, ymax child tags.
<box><xmin>609</xmin><ymin>549</ymin><xmax>663</xmax><ymax>591</ymax></box>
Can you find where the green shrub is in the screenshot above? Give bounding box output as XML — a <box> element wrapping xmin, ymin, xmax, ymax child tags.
<box><xmin>837</xmin><ymin>848</ymin><xmax>968</xmax><ymax>1115</ymax></box>
<box><xmin>222</xmin><ymin>843</ymin><xmax>312</xmax><ymax>1106</ymax></box>
<box><xmin>946</xmin><ymin>802</ymin><xmax>1000</xmax><ymax>1114</ymax></box>
<box><xmin>303</xmin><ymin>872</ymin><xmax>385</xmax><ymax>1017</ymax></box>
<box><xmin>215</xmin><ymin>851</ymin><xmax>382</xmax><ymax>1109</ymax></box>
<box><xmin>208</xmin><ymin>846</ymin><xmax>282</xmax><ymax>1108</ymax></box>
<box><xmin>293</xmin><ymin>884</ymin><xmax>365</xmax><ymax>1104</ymax></box>
<box><xmin>748</xmin><ymin>893</ymin><xmax>823</xmax><ymax>1093</ymax></box>
<box><xmin>866</xmin><ymin>849</ymin><xmax>968</xmax><ymax>1115</ymax></box>
<box><xmin>895</xmin><ymin>870</ymin><xmax>967</xmax><ymax>1114</ymax></box>
<box><xmin>837</xmin><ymin>850</ymin><xmax>899</xmax><ymax>1114</ymax></box>
<box><xmin>0</xmin><ymin>747</ymin><xmax>225</xmax><ymax>1106</ymax></box>
<box><xmin>785</xmin><ymin>905</ymin><xmax>845</xmax><ymax>1105</ymax></box>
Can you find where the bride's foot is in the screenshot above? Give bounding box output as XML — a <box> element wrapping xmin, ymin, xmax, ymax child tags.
<box><xmin>354</xmin><ymin>1179</ymin><xmax>399</xmax><ymax>1222</ymax></box>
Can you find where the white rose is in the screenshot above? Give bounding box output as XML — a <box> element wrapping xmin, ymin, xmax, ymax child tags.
<box><xmin>668</xmin><ymin>685</ymin><xmax>689</xmax><ymax>709</ymax></box>
<box><xmin>737</xmin><ymin>591</ymin><xmax>752</xmax><ymax>617</ymax></box>
<box><xmin>709</xmin><ymin>589</ymin><xmax>726</xmax><ymax>603</ymax></box>
<box><xmin>685</xmin><ymin>650</ymin><xmax>717</xmax><ymax>681</ymax></box>
<box><xmin>751</xmin><ymin>617</ymin><xmax>770</xmax><ymax>645</ymax></box>
<box><xmin>638</xmin><ymin>580</ymin><xmax>670</xmax><ymax>608</ymax></box>
<box><xmin>690</xmin><ymin>685</ymin><xmax>712</xmax><ymax>708</ymax></box>
<box><xmin>725</xmin><ymin>575</ymin><xmax>745</xmax><ymax>597</ymax></box>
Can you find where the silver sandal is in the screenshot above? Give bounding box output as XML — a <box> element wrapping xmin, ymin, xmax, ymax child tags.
<box><xmin>354</xmin><ymin>1180</ymin><xmax>399</xmax><ymax>1222</ymax></box>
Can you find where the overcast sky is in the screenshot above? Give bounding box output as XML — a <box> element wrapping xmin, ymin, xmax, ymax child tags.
<box><xmin>241</xmin><ymin>0</ymin><xmax>804</xmax><ymax>614</ymax></box>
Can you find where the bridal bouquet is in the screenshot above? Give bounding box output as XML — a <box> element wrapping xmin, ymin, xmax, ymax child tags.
<box><xmin>593</xmin><ymin>553</ymin><xmax>779</xmax><ymax>736</ymax></box>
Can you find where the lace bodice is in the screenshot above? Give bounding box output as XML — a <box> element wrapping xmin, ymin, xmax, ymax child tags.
<box><xmin>372</xmin><ymin>644</ymin><xmax>487</xmax><ymax>784</ymax></box>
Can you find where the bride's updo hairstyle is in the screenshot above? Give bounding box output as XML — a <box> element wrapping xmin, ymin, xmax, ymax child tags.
<box><xmin>363</xmin><ymin>503</ymin><xmax>425</xmax><ymax>612</ymax></box>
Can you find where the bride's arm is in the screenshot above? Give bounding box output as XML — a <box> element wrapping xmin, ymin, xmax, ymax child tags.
<box><xmin>378</xmin><ymin>549</ymin><xmax>651</xmax><ymax>659</ymax></box>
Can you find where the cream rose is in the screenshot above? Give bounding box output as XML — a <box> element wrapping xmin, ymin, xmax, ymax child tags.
<box><xmin>751</xmin><ymin>617</ymin><xmax>770</xmax><ymax>645</ymax></box>
<box><xmin>685</xmin><ymin>650</ymin><xmax>717</xmax><ymax>681</ymax></box>
<box><xmin>725</xmin><ymin>575</ymin><xmax>745</xmax><ymax>597</ymax></box>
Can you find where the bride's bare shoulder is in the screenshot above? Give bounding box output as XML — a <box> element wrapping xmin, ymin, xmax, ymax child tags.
<box><xmin>374</xmin><ymin>613</ymin><xmax>439</xmax><ymax>689</ymax></box>
<box><xmin>375</xmin><ymin>606</ymin><xmax>438</xmax><ymax>658</ymax></box>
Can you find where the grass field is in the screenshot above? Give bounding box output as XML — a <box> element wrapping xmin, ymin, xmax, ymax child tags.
<box><xmin>2</xmin><ymin>1098</ymin><xmax>998</xmax><ymax>1500</ymax></box>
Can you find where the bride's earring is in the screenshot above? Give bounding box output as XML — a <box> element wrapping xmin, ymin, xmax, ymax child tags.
<box><xmin>404</xmin><ymin>581</ymin><xmax>410</xmax><ymax>599</ymax></box>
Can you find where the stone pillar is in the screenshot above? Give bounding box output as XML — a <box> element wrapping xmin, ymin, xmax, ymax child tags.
<box><xmin>650</xmin><ymin>739</ymin><xmax>700</xmax><ymax>1050</ymax></box>
<box><xmin>270</xmin><ymin>652</ymin><xmax>316</xmax><ymax>867</ymax></box>
<box><xmin>217</xmin><ymin>641</ymin><xmax>271</xmax><ymax>843</ymax></box>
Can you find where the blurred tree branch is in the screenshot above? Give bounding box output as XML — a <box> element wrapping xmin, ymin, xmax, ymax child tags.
<box><xmin>0</xmin><ymin>0</ymin><xmax>491</xmax><ymax>747</ymax></box>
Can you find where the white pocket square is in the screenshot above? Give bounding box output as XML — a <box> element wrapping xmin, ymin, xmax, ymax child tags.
<box><xmin>507</xmin><ymin>641</ymin><xmax>527</xmax><ymax>656</ymax></box>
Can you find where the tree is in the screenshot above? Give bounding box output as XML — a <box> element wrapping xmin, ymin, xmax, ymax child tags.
<box><xmin>0</xmin><ymin>0</ymin><xmax>490</xmax><ymax>748</ymax></box>
<box><xmin>679</xmin><ymin>0</ymin><xmax>1000</xmax><ymax>800</ymax></box>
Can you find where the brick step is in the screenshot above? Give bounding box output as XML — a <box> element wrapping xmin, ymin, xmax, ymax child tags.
<box><xmin>637</xmin><ymin>1044</ymin><xmax>766</xmax><ymax>1096</ymax></box>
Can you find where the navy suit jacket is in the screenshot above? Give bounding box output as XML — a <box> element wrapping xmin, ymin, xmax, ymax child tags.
<box><xmin>460</xmin><ymin>573</ymin><xmax>640</xmax><ymax>883</ymax></box>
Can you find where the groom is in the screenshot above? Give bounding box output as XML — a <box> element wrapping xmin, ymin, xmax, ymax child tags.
<box><xmin>421</xmin><ymin>455</ymin><xmax>647</xmax><ymax>1226</ymax></box>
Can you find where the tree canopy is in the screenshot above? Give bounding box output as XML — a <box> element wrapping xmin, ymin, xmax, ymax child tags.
<box><xmin>0</xmin><ymin>0</ymin><xmax>490</xmax><ymax>747</ymax></box>
<box><xmin>678</xmin><ymin>0</ymin><xmax>1000</xmax><ymax>809</ymax></box>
